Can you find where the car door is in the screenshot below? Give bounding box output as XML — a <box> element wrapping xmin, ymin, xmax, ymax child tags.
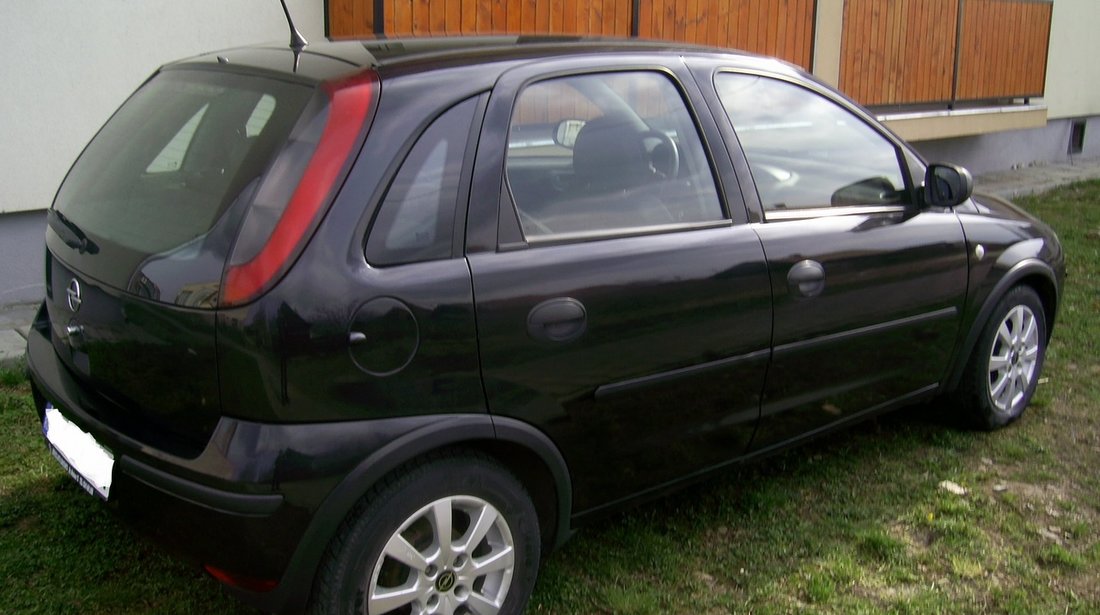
<box><xmin>711</xmin><ymin>70</ymin><xmax>969</xmax><ymax>451</ymax></box>
<box><xmin>466</xmin><ymin>60</ymin><xmax>772</xmax><ymax>515</ymax></box>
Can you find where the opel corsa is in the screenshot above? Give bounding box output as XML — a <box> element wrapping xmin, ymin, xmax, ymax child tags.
<box><xmin>27</xmin><ymin>36</ymin><xmax>1064</xmax><ymax>614</ymax></box>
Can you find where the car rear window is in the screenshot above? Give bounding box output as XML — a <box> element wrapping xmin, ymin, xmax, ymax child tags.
<box><xmin>51</xmin><ymin>68</ymin><xmax>313</xmax><ymax>307</ymax></box>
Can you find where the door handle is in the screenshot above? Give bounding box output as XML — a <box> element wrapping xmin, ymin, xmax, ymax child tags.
<box><xmin>787</xmin><ymin>260</ymin><xmax>825</xmax><ymax>298</ymax></box>
<box><xmin>527</xmin><ymin>297</ymin><xmax>587</xmax><ymax>343</ymax></box>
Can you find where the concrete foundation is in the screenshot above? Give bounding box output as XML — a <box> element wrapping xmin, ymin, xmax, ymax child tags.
<box><xmin>913</xmin><ymin>116</ymin><xmax>1100</xmax><ymax>175</ymax></box>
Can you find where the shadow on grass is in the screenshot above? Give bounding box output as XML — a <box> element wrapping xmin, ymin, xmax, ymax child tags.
<box><xmin>528</xmin><ymin>402</ymin><xmax>1012</xmax><ymax>614</ymax></box>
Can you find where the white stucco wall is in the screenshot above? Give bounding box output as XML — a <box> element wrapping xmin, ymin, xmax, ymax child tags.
<box><xmin>1043</xmin><ymin>0</ymin><xmax>1100</xmax><ymax>120</ymax></box>
<box><xmin>0</xmin><ymin>1</ymin><xmax>323</xmax><ymax>214</ymax></box>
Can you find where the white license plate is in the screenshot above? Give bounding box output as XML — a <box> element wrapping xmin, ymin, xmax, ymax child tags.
<box><xmin>43</xmin><ymin>404</ymin><xmax>114</xmax><ymax>500</ymax></box>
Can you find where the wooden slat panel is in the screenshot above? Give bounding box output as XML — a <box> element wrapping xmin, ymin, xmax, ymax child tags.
<box><xmin>712</xmin><ymin>1</ymin><xmax>728</xmax><ymax>48</ymax></box>
<box><xmin>383</xmin><ymin>0</ymin><xmax>394</xmax><ymax>33</ymax></box>
<box><xmin>327</xmin><ymin>0</ymin><xmax>373</xmax><ymax>37</ymax></box>
<box><xmin>460</xmin><ymin>0</ymin><xmax>476</xmax><ymax>33</ymax></box>
<box><xmin>761</xmin><ymin>0</ymin><xmax>814</xmax><ymax>69</ymax></box>
<box><xmin>774</xmin><ymin>0</ymin><xmax>788</xmax><ymax>65</ymax></box>
<box><xmin>682</xmin><ymin>0</ymin><xmax>690</xmax><ymax>44</ymax></box>
<box><xmin>840</xmin><ymin>0</ymin><xmax>959</xmax><ymax>106</ymax></box>
<box><xmin>634</xmin><ymin>1</ymin><xmax>813</xmax><ymax>69</ymax></box>
<box><xmin>395</xmin><ymin>0</ymin><xmax>412</xmax><ymax>33</ymax></box>
<box><xmin>837</xmin><ymin>0</ymin><xmax>1049</xmax><ymax>106</ymax></box>
<box><xmin>475</xmin><ymin>0</ymin><xmax>491</xmax><ymax>32</ymax></box>
<box><xmin>535</xmin><ymin>0</ymin><xmax>549</xmax><ymax>33</ymax></box>
<box><xmin>612</xmin><ymin>0</ymin><xmax>626</xmax><ymax>37</ymax></box>
<box><xmin>443</xmin><ymin>0</ymin><xmax>460</xmax><ymax>34</ymax></box>
<box><xmin>764</xmin><ymin>0</ymin><xmax>777</xmax><ymax>56</ymax></box>
<box><xmin>413</xmin><ymin>0</ymin><xmax>430</xmax><ymax>34</ymax></box>
<box><xmin>329</xmin><ymin>1</ymin><xmax>818</xmax><ymax>72</ymax></box>
<box><xmin>493</xmin><ymin>0</ymin><xmax>508</xmax><ymax>31</ymax></box>
<box><xmin>957</xmin><ymin>0</ymin><xmax>1051</xmax><ymax>100</ymax></box>
<box><xmin>549</xmin><ymin>0</ymin><xmax>563</xmax><ymax>34</ymax></box>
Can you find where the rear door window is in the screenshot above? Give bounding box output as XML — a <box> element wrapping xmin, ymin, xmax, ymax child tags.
<box><xmin>505</xmin><ymin>71</ymin><xmax>724</xmax><ymax>241</ymax></box>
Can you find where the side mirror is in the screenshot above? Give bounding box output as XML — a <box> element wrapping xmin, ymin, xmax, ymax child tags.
<box><xmin>924</xmin><ymin>163</ymin><xmax>973</xmax><ymax>208</ymax></box>
<box><xmin>553</xmin><ymin>119</ymin><xmax>586</xmax><ymax>149</ymax></box>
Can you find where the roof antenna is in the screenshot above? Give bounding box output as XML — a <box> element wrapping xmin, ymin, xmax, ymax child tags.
<box><xmin>279</xmin><ymin>0</ymin><xmax>308</xmax><ymax>71</ymax></box>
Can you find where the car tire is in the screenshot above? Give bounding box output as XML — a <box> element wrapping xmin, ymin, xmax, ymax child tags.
<box><xmin>957</xmin><ymin>285</ymin><xmax>1047</xmax><ymax>430</ymax></box>
<box><xmin>309</xmin><ymin>451</ymin><xmax>540</xmax><ymax>615</ymax></box>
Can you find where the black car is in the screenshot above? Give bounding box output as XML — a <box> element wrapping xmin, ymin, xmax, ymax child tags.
<box><xmin>27</xmin><ymin>36</ymin><xmax>1063</xmax><ymax>614</ymax></box>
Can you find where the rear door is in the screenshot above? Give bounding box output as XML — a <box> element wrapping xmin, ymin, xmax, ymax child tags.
<box><xmin>710</xmin><ymin>71</ymin><xmax>969</xmax><ymax>451</ymax></box>
<box><xmin>466</xmin><ymin>59</ymin><xmax>772</xmax><ymax>514</ymax></box>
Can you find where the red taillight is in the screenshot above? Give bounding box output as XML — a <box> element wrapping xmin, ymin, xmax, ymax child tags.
<box><xmin>221</xmin><ymin>71</ymin><xmax>378</xmax><ymax>307</ymax></box>
<box><xmin>204</xmin><ymin>563</ymin><xmax>279</xmax><ymax>592</ymax></box>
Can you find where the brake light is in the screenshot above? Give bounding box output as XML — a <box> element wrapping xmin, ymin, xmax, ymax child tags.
<box><xmin>204</xmin><ymin>563</ymin><xmax>278</xmax><ymax>592</ymax></box>
<box><xmin>221</xmin><ymin>71</ymin><xmax>378</xmax><ymax>306</ymax></box>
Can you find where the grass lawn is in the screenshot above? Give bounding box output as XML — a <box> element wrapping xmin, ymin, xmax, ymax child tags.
<box><xmin>2</xmin><ymin>181</ymin><xmax>1098</xmax><ymax>614</ymax></box>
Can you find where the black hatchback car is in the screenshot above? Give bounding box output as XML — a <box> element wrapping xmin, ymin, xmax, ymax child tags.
<box><xmin>27</xmin><ymin>37</ymin><xmax>1063</xmax><ymax>614</ymax></box>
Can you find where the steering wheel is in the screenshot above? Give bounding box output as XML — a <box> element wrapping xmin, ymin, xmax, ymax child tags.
<box><xmin>640</xmin><ymin>130</ymin><xmax>680</xmax><ymax>179</ymax></box>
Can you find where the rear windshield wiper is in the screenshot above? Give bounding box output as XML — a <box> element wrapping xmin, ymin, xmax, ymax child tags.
<box><xmin>48</xmin><ymin>209</ymin><xmax>99</xmax><ymax>254</ymax></box>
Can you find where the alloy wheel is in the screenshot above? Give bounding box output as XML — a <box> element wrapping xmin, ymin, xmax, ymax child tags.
<box><xmin>987</xmin><ymin>304</ymin><xmax>1040</xmax><ymax>414</ymax></box>
<box><xmin>367</xmin><ymin>496</ymin><xmax>515</xmax><ymax>615</ymax></box>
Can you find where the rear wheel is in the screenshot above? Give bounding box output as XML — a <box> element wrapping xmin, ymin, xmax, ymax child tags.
<box><xmin>309</xmin><ymin>452</ymin><xmax>540</xmax><ymax>615</ymax></box>
<box><xmin>957</xmin><ymin>285</ymin><xmax>1047</xmax><ymax>430</ymax></box>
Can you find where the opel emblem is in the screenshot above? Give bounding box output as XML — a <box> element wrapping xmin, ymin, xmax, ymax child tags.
<box><xmin>67</xmin><ymin>279</ymin><xmax>82</xmax><ymax>313</ymax></box>
<box><xmin>435</xmin><ymin>570</ymin><xmax>457</xmax><ymax>593</ymax></box>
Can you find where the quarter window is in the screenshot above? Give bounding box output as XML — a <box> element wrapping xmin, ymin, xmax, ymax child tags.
<box><xmin>366</xmin><ymin>98</ymin><xmax>477</xmax><ymax>266</ymax></box>
<box><xmin>506</xmin><ymin>72</ymin><xmax>723</xmax><ymax>240</ymax></box>
<box><xmin>715</xmin><ymin>73</ymin><xmax>907</xmax><ymax>213</ymax></box>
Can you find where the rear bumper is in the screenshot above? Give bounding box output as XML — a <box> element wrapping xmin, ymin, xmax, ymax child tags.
<box><xmin>26</xmin><ymin>311</ymin><xmax>311</xmax><ymax>605</ymax></box>
<box><xmin>25</xmin><ymin>305</ymin><xmax>403</xmax><ymax>612</ymax></box>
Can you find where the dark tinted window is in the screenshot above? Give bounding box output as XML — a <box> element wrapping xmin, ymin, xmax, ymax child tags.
<box><xmin>52</xmin><ymin>69</ymin><xmax>313</xmax><ymax>307</ymax></box>
<box><xmin>506</xmin><ymin>72</ymin><xmax>723</xmax><ymax>240</ymax></box>
<box><xmin>366</xmin><ymin>98</ymin><xmax>477</xmax><ymax>266</ymax></box>
<box><xmin>715</xmin><ymin>73</ymin><xmax>907</xmax><ymax>213</ymax></box>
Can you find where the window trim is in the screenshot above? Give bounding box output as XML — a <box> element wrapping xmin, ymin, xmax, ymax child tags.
<box><xmin>517</xmin><ymin>219</ymin><xmax>734</xmax><ymax>249</ymax></box>
<box><xmin>762</xmin><ymin>204</ymin><xmax>908</xmax><ymax>222</ymax></box>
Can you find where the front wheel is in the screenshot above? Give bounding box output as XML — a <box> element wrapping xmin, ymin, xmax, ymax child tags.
<box><xmin>957</xmin><ymin>285</ymin><xmax>1048</xmax><ymax>430</ymax></box>
<box><xmin>310</xmin><ymin>452</ymin><xmax>540</xmax><ymax>615</ymax></box>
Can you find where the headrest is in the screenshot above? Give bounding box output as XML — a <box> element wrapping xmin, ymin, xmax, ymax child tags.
<box><xmin>571</xmin><ymin>114</ymin><xmax>647</xmax><ymax>190</ymax></box>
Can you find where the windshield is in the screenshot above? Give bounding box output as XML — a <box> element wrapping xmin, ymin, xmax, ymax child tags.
<box><xmin>52</xmin><ymin>68</ymin><xmax>314</xmax><ymax>308</ymax></box>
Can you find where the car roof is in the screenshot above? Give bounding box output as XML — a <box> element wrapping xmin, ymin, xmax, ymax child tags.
<box><xmin>170</xmin><ymin>35</ymin><xmax>789</xmax><ymax>83</ymax></box>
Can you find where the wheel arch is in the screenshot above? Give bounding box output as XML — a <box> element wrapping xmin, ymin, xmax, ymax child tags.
<box><xmin>261</xmin><ymin>414</ymin><xmax>571</xmax><ymax>614</ymax></box>
<box><xmin>945</xmin><ymin>258</ymin><xmax>1059</xmax><ymax>393</ymax></box>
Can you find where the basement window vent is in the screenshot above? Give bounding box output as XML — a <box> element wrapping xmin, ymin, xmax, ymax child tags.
<box><xmin>1069</xmin><ymin>120</ymin><xmax>1086</xmax><ymax>155</ymax></box>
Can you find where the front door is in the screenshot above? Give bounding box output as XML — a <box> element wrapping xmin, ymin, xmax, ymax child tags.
<box><xmin>713</xmin><ymin>71</ymin><xmax>969</xmax><ymax>450</ymax></box>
